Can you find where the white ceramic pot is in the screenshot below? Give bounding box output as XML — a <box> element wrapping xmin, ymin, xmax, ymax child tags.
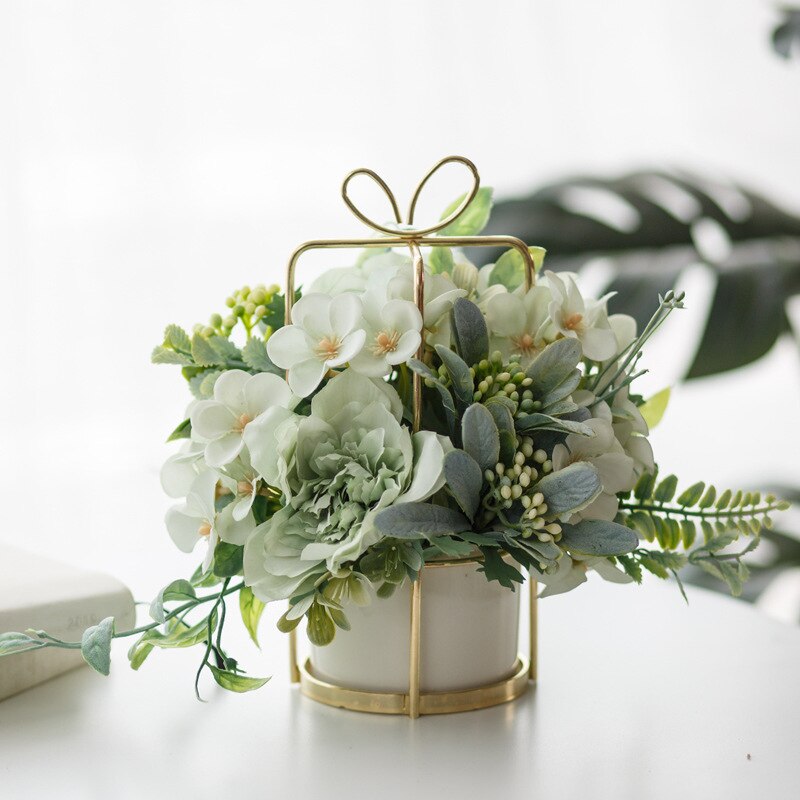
<box><xmin>309</xmin><ymin>560</ymin><xmax>521</xmax><ymax>693</ymax></box>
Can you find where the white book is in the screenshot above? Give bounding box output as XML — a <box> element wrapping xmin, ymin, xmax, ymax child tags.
<box><xmin>0</xmin><ymin>545</ymin><xmax>136</xmax><ymax>701</ymax></box>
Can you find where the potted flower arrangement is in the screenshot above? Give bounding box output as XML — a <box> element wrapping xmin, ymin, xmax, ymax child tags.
<box><xmin>0</xmin><ymin>158</ymin><xmax>788</xmax><ymax>716</ymax></box>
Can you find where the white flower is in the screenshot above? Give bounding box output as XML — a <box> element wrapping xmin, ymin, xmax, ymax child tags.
<box><xmin>551</xmin><ymin>417</ymin><xmax>636</xmax><ymax>522</ymax></box>
<box><xmin>386</xmin><ymin>268</ymin><xmax>465</xmax><ymax>349</ymax></box>
<box><xmin>594</xmin><ymin>387</ymin><xmax>655</xmax><ymax>480</ymax></box>
<box><xmin>545</xmin><ymin>270</ymin><xmax>617</xmax><ymax>361</ymax></box>
<box><xmin>190</xmin><ymin>370</ymin><xmax>297</xmax><ymax>467</ymax></box>
<box><xmin>217</xmin><ymin>454</ymin><xmax>262</xmax><ymax>522</ymax></box>
<box><xmin>165</xmin><ymin>471</ymin><xmax>255</xmax><ymax>570</ymax></box>
<box><xmin>266</xmin><ymin>293</ymin><xmax>366</xmax><ymax>397</ymax></box>
<box><xmin>160</xmin><ymin>441</ymin><xmax>206</xmax><ymax>499</ymax></box>
<box><xmin>243</xmin><ymin>370</ymin><xmax>451</xmax><ymax>601</ymax></box>
<box><xmin>532</xmin><ymin>552</ymin><xmax>633</xmax><ymax>598</ymax></box>
<box><xmin>349</xmin><ymin>295</ymin><xmax>422</xmax><ymax>377</ymax></box>
<box><xmin>485</xmin><ymin>285</ymin><xmax>554</xmax><ymax>366</ymax></box>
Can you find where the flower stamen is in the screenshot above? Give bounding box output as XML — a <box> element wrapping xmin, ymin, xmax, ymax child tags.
<box><xmin>564</xmin><ymin>312</ymin><xmax>583</xmax><ymax>331</ymax></box>
<box><xmin>315</xmin><ymin>335</ymin><xmax>342</xmax><ymax>361</ymax></box>
<box><xmin>372</xmin><ymin>329</ymin><xmax>401</xmax><ymax>356</ymax></box>
<box><xmin>197</xmin><ymin>522</ymin><xmax>212</xmax><ymax>538</ymax></box>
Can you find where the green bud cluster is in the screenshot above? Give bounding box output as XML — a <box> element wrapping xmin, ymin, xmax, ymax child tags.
<box><xmin>483</xmin><ymin>436</ymin><xmax>560</xmax><ymax>544</ymax></box>
<box><xmin>463</xmin><ymin>352</ymin><xmax>542</xmax><ymax>417</ymax></box>
<box><xmin>195</xmin><ymin>283</ymin><xmax>280</xmax><ymax>337</ymax></box>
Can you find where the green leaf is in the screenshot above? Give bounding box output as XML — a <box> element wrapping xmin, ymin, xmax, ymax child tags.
<box><xmin>560</xmin><ymin>519</ymin><xmax>639</xmax><ymax>556</ymax></box>
<box><xmin>435</xmin><ymin>345</ymin><xmax>474</xmax><ymax>409</ymax></box>
<box><xmin>535</xmin><ymin>463</ymin><xmax>602</xmax><ymax>517</ymax></box>
<box><xmin>627</xmin><ymin>510</ymin><xmax>656</xmax><ymax>541</ymax></box>
<box><xmin>616</xmin><ymin>555</ymin><xmax>643</xmax><ymax>583</ymax></box>
<box><xmin>149</xmin><ymin>579</ymin><xmax>197</xmax><ymax>623</ymax></box>
<box><xmin>80</xmin><ymin>617</ymin><xmax>115</xmax><ymax>676</ymax></box>
<box><xmin>241</xmin><ymin>337</ymin><xmax>279</xmax><ymax>373</ymax></box>
<box><xmin>488</xmin><ymin>246</ymin><xmax>546</xmax><ymax>291</ymax></box>
<box><xmin>163</xmin><ymin>324</ymin><xmax>192</xmax><ymax>352</ymax></box>
<box><xmin>634</xmin><ymin>468</ymin><xmax>658</xmax><ymax>501</ymax></box>
<box><xmin>166</xmin><ymin>418</ymin><xmax>191</xmax><ymax>442</ymax></box>
<box><xmin>191</xmin><ymin>333</ymin><xmax>224</xmax><ymax>367</ymax></box>
<box><xmin>677</xmin><ymin>481</ymin><xmax>705</xmax><ymax>507</ymax></box>
<box><xmin>439</xmin><ymin>187</ymin><xmax>493</xmax><ymax>236</ymax></box>
<box><xmin>443</xmin><ymin>449</ymin><xmax>483</xmax><ymax>520</ymax></box>
<box><xmin>478</xmin><ymin>548</ymin><xmax>523</xmax><ymax>588</ymax></box>
<box><xmin>306</xmin><ymin>604</ymin><xmax>335</xmax><ymax>646</ymax></box>
<box><xmin>680</xmin><ymin>519</ymin><xmax>697</xmax><ymax>549</ymax></box>
<box><xmin>212</xmin><ymin>542</ymin><xmax>244</xmax><ymax>577</ymax></box>
<box><xmin>428</xmin><ymin>537</ymin><xmax>475</xmax><ymax>558</ymax></box>
<box><xmin>141</xmin><ymin>614</ymin><xmax>216</xmax><ymax>650</ymax></box>
<box><xmin>428</xmin><ymin>246</ymin><xmax>454</xmax><ymax>275</ymax></box>
<box><xmin>0</xmin><ymin>631</ymin><xmax>46</xmax><ymax>656</ymax></box>
<box><xmin>374</xmin><ymin>503</ymin><xmax>471</xmax><ymax>540</ymax></box>
<box><xmin>699</xmin><ymin>485</ymin><xmax>717</xmax><ymax>508</ymax></box>
<box><xmin>640</xmin><ymin>554</ymin><xmax>669</xmax><ymax>579</ymax></box>
<box><xmin>715</xmin><ymin>489</ymin><xmax>733</xmax><ymax>510</ymax></box>
<box><xmin>526</xmin><ymin>338</ymin><xmax>583</xmax><ymax>393</ymax></box>
<box><xmin>461</xmin><ymin>403</ymin><xmax>500</xmax><ymax>472</ymax></box>
<box><xmin>701</xmin><ymin>520</ymin><xmax>714</xmax><ymax>543</ymax></box>
<box><xmin>276</xmin><ymin>609</ymin><xmax>302</xmax><ymax>633</ymax></box>
<box><xmin>151</xmin><ymin>346</ymin><xmax>192</xmax><ymax>366</ymax></box>
<box><xmin>654</xmin><ymin>474</ymin><xmax>678</xmax><ymax>503</ymax></box>
<box><xmin>538</xmin><ymin>369</ymin><xmax>581</xmax><ymax>409</ymax></box>
<box><xmin>693</xmin><ymin>531</ymin><xmax>737</xmax><ymax>555</ymax></box>
<box><xmin>239</xmin><ymin>586</ymin><xmax>265</xmax><ymax>648</ymax></box>
<box><xmin>452</xmin><ymin>298</ymin><xmax>489</xmax><ymax>367</ymax></box>
<box><xmin>208</xmin><ymin>665</ymin><xmax>270</xmax><ymax>693</ymax></box>
<box><xmin>127</xmin><ymin>639</ymin><xmax>153</xmax><ymax>670</ymax></box>
<box><xmin>638</xmin><ymin>387</ymin><xmax>671</xmax><ymax>429</ymax></box>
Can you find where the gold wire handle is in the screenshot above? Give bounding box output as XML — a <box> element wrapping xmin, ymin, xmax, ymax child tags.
<box><xmin>285</xmin><ymin>156</ymin><xmax>538</xmax><ymax>716</ymax></box>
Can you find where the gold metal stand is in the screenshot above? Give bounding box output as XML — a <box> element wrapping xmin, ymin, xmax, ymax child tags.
<box><xmin>284</xmin><ymin>156</ymin><xmax>539</xmax><ymax>716</ymax></box>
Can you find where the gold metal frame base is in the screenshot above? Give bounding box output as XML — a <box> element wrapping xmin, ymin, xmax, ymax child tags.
<box><xmin>298</xmin><ymin>656</ymin><xmax>531</xmax><ymax>716</ymax></box>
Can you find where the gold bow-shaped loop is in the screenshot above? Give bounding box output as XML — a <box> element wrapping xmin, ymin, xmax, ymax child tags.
<box><xmin>340</xmin><ymin>155</ymin><xmax>481</xmax><ymax>237</ymax></box>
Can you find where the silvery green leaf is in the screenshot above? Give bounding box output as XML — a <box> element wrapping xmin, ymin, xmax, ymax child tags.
<box><xmin>149</xmin><ymin>579</ymin><xmax>197</xmax><ymax>623</ymax></box>
<box><xmin>460</xmin><ymin>530</ymin><xmax>504</xmax><ymax>547</ymax></box>
<box><xmin>535</xmin><ymin>462</ymin><xmax>602</xmax><ymax>517</ymax></box>
<box><xmin>242</xmin><ymin>337</ymin><xmax>281</xmax><ymax>373</ymax></box>
<box><xmin>0</xmin><ymin>631</ymin><xmax>45</xmax><ymax>656</ymax></box>
<box><xmin>504</xmin><ymin>533</ymin><xmax>561</xmax><ymax>562</ymax></box>
<box><xmin>208</xmin><ymin>665</ymin><xmax>270</xmax><ymax>693</ymax></box>
<box><xmin>428</xmin><ymin>536</ymin><xmax>475</xmax><ymax>558</ymax></box>
<box><xmin>163</xmin><ymin>324</ymin><xmax>192</xmax><ymax>352</ymax></box>
<box><xmin>477</xmin><ymin>548</ymin><xmax>523</xmax><ymax>588</ymax></box>
<box><xmin>485</xmin><ymin>400</ymin><xmax>516</xmax><ymax>464</ymax></box>
<box><xmin>516</xmin><ymin>413</ymin><xmax>595</xmax><ymax>437</ymax></box>
<box><xmin>208</xmin><ymin>335</ymin><xmax>241</xmax><ymax>361</ymax></box>
<box><xmin>198</xmin><ymin>369</ymin><xmax>224</xmax><ymax>398</ymax></box>
<box><xmin>560</xmin><ymin>519</ymin><xmax>639</xmax><ymax>556</ymax></box>
<box><xmin>461</xmin><ymin>403</ymin><xmax>500</xmax><ymax>471</ymax></box>
<box><xmin>408</xmin><ymin>358</ymin><xmax>439</xmax><ymax>381</ymax></box>
<box><xmin>374</xmin><ymin>503</ymin><xmax>471</xmax><ymax>540</ymax></box>
<box><xmin>540</xmin><ymin>399</ymin><xmax>579</xmax><ymax>417</ymax></box>
<box><xmin>526</xmin><ymin>338</ymin><xmax>583</xmax><ymax>393</ymax></box>
<box><xmin>439</xmin><ymin>187</ymin><xmax>493</xmax><ymax>237</ymax></box>
<box><xmin>191</xmin><ymin>333</ymin><xmax>224</xmax><ymax>367</ymax></box>
<box><xmin>443</xmin><ymin>449</ymin><xmax>483</xmax><ymax>520</ymax></box>
<box><xmin>151</xmin><ymin>346</ymin><xmax>193</xmax><ymax>366</ymax></box>
<box><xmin>81</xmin><ymin>617</ymin><xmax>115</xmax><ymax>676</ymax></box>
<box><xmin>538</xmin><ymin>369</ymin><xmax>581</xmax><ymax>408</ymax></box>
<box><xmin>435</xmin><ymin>345</ymin><xmax>474</xmax><ymax>409</ymax></box>
<box><xmin>452</xmin><ymin>298</ymin><xmax>489</xmax><ymax>368</ymax></box>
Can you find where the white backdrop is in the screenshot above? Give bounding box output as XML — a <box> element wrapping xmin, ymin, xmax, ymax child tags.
<box><xmin>1</xmin><ymin>0</ymin><xmax>798</xmax><ymax>601</ymax></box>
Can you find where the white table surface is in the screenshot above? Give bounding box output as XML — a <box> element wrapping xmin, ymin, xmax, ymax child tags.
<box><xmin>1</xmin><ymin>579</ymin><xmax>799</xmax><ymax>800</ymax></box>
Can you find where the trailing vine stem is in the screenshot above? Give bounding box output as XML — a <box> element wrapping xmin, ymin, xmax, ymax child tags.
<box><xmin>619</xmin><ymin>499</ymin><xmax>785</xmax><ymax>521</ymax></box>
<box><xmin>23</xmin><ymin>581</ymin><xmax>245</xmax><ymax>653</ymax></box>
<box><xmin>195</xmin><ymin>577</ymin><xmax>231</xmax><ymax>700</ymax></box>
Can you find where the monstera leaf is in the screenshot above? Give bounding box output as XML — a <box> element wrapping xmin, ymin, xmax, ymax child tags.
<box><xmin>471</xmin><ymin>170</ymin><xmax>800</xmax><ymax>378</ymax></box>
